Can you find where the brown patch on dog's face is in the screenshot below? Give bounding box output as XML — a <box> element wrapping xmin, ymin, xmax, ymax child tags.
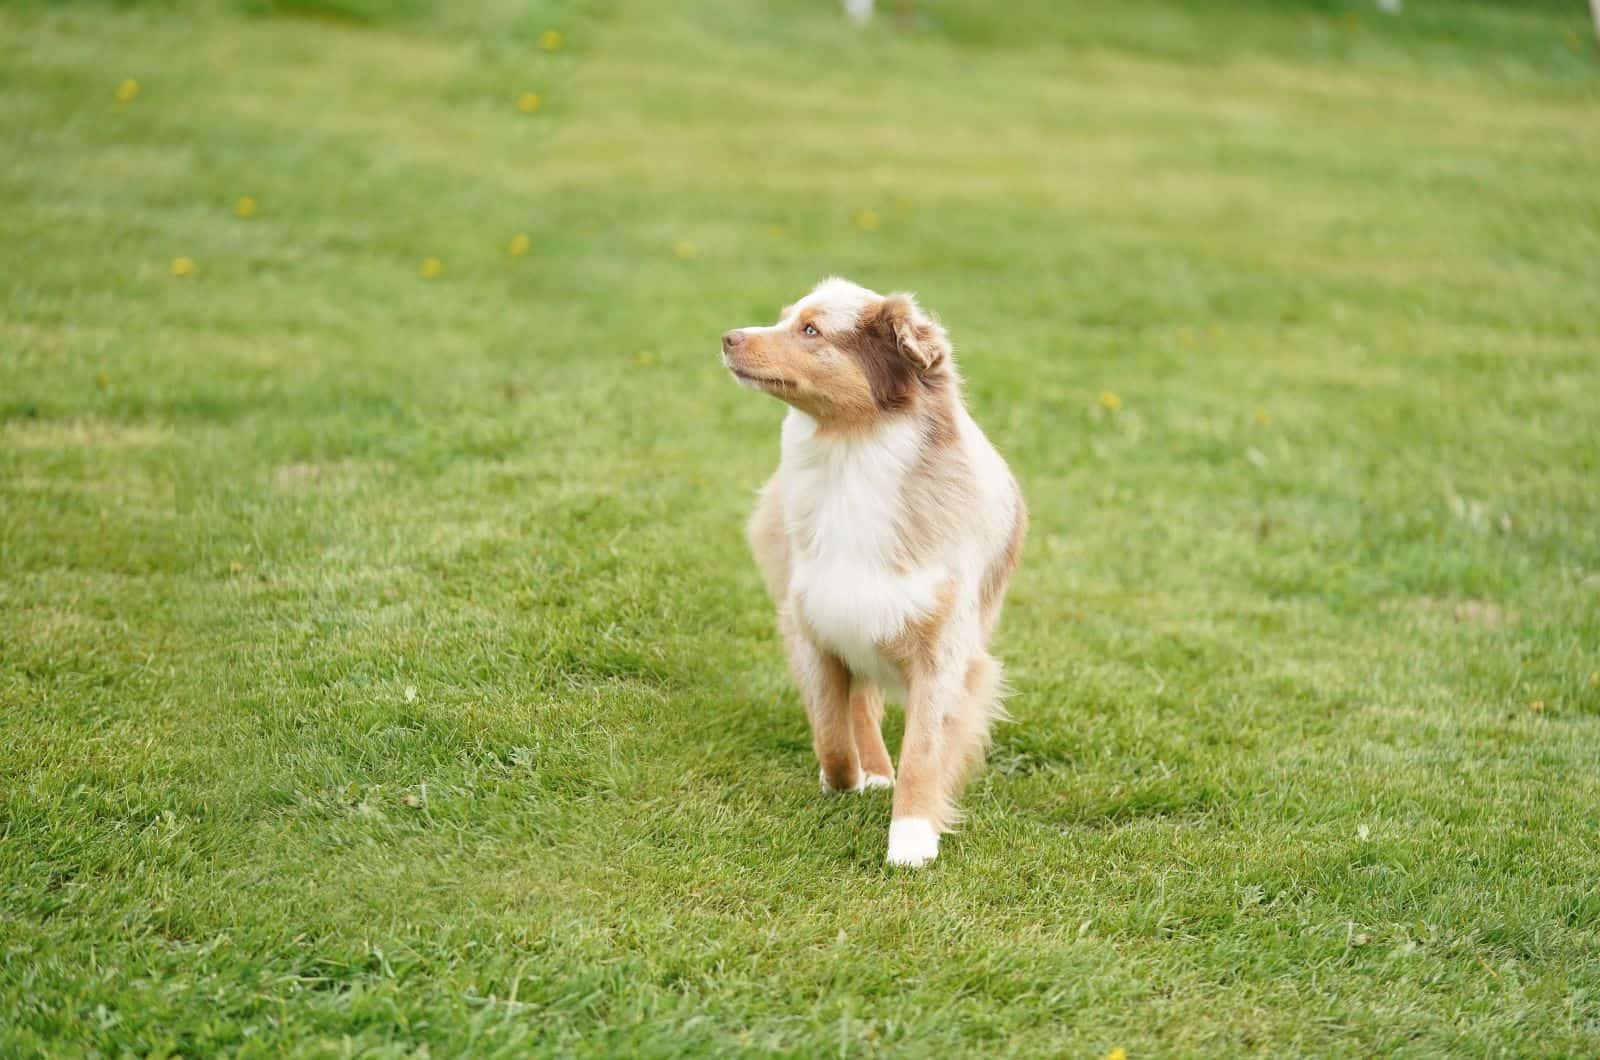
<box><xmin>721</xmin><ymin>306</ymin><xmax>878</xmax><ymax>423</ymax></box>
<box><xmin>721</xmin><ymin>279</ymin><xmax>952</xmax><ymax>429</ymax></box>
<box><xmin>840</xmin><ymin>294</ymin><xmax>953</xmax><ymax>416</ymax></box>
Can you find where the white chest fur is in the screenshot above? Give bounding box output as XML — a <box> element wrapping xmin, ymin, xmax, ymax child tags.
<box><xmin>779</xmin><ymin>412</ymin><xmax>943</xmax><ymax>687</ymax></box>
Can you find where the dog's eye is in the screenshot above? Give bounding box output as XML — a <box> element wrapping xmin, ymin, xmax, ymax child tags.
<box><xmin>802</xmin><ymin>324</ymin><xmax>820</xmax><ymax>337</ymax></box>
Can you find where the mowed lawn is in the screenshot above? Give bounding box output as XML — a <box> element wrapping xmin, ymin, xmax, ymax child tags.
<box><xmin>3</xmin><ymin>0</ymin><xmax>1600</xmax><ymax>1054</ymax></box>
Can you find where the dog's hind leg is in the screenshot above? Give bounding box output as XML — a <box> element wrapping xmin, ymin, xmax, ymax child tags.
<box><xmin>938</xmin><ymin>653</ymin><xmax>1005</xmax><ymax>818</ymax></box>
<box><xmin>849</xmin><ymin>679</ymin><xmax>893</xmax><ymax>788</ymax></box>
<box><xmin>745</xmin><ymin>476</ymin><xmax>789</xmax><ymax>603</ymax></box>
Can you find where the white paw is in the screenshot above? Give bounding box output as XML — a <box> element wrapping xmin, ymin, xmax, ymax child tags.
<box><xmin>886</xmin><ymin>817</ymin><xmax>939</xmax><ymax>867</ymax></box>
<box><xmin>861</xmin><ymin>773</ymin><xmax>894</xmax><ymax>790</ymax></box>
<box><xmin>820</xmin><ymin>767</ymin><xmax>864</xmax><ymax>794</ymax></box>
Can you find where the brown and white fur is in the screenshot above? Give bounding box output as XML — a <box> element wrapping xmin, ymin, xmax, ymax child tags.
<box><xmin>723</xmin><ymin>278</ymin><xmax>1026</xmax><ymax>868</ymax></box>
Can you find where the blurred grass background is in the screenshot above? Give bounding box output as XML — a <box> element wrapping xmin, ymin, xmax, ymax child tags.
<box><xmin>2</xmin><ymin>0</ymin><xmax>1599</xmax><ymax>1055</ymax></box>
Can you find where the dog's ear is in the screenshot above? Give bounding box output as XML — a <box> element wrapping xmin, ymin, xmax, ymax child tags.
<box><xmin>877</xmin><ymin>293</ymin><xmax>950</xmax><ymax>372</ymax></box>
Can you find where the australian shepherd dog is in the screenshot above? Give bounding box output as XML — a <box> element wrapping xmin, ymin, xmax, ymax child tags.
<box><xmin>723</xmin><ymin>278</ymin><xmax>1026</xmax><ymax>867</ymax></box>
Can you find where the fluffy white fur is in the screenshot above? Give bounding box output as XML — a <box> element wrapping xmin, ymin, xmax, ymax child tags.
<box><xmin>781</xmin><ymin>411</ymin><xmax>943</xmax><ymax>693</ymax></box>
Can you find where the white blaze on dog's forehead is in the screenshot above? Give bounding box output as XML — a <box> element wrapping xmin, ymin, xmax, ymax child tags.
<box><xmin>789</xmin><ymin>277</ymin><xmax>880</xmax><ymax>332</ymax></box>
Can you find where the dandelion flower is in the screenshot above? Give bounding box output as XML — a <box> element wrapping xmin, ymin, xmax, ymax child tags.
<box><xmin>539</xmin><ymin>29</ymin><xmax>563</xmax><ymax>51</ymax></box>
<box><xmin>1098</xmin><ymin>390</ymin><xmax>1122</xmax><ymax>412</ymax></box>
<box><xmin>116</xmin><ymin>79</ymin><xmax>140</xmax><ymax>103</ymax></box>
<box><xmin>517</xmin><ymin>92</ymin><xmax>541</xmax><ymax>114</ymax></box>
<box><xmin>235</xmin><ymin>195</ymin><xmax>257</xmax><ymax>218</ymax></box>
<box><xmin>854</xmin><ymin>208</ymin><xmax>881</xmax><ymax>232</ymax></box>
<box><xmin>170</xmin><ymin>256</ymin><xmax>196</xmax><ymax>277</ymax></box>
<box><xmin>420</xmin><ymin>257</ymin><xmax>443</xmax><ymax>279</ymax></box>
<box><xmin>673</xmin><ymin>240</ymin><xmax>699</xmax><ymax>260</ymax></box>
<box><xmin>508</xmin><ymin>233</ymin><xmax>531</xmax><ymax>256</ymax></box>
<box><xmin>1106</xmin><ymin>1049</ymin><xmax>1128</xmax><ymax>1060</ymax></box>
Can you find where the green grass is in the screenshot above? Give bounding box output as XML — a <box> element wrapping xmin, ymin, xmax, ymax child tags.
<box><xmin>3</xmin><ymin>0</ymin><xmax>1599</xmax><ymax>1054</ymax></box>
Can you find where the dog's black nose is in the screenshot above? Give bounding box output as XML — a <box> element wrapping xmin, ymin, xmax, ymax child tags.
<box><xmin>722</xmin><ymin>330</ymin><xmax>745</xmax><ymax>353</ymax></box>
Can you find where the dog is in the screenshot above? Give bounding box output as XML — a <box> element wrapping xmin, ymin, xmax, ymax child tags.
<box><xmin>723</xmin><ymin>278</ymin><xmax>1026</xmax><ymax>867</ymax></box>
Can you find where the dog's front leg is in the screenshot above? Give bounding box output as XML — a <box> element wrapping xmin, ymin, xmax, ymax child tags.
<box><xmin>849</xmin><ymin>679</ymin><xmax>894</xmax><ymax>788</ymax></box>
<box><xmin>780</xmin><ymin>606</ymin><xmax>860</xmax><ymax>793</ymax></box>
<box><xmin>887</xmin><ymin>660</ymin><xmax>965</xmax><ymax>867</ymax></box>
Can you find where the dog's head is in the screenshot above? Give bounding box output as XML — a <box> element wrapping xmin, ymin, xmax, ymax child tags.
<box><xmin>721</xmin><ymin>278</ymin><xmax>951</xmax><ymax>426</ymax></box>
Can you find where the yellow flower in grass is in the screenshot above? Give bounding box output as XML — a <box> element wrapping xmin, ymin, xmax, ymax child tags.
<box><xmin>539</xmin><ymin>29</ymin><xmax>563</xmax><ymax>51</ymax></box>
<box><xmin>235</xmin><ymin>195</ymin><xmax>258</xmax><ymax>218</ymax></box>
<box><xmin>508</xmin><ymin>233</ymin><xmax>531</xmax><ymax>256</ymax></box>
<box><xmin>517</xmin><ymin>92</ymin><xmax>541</xmax><ymax>114</ymax></box>
<box><xmin>420</xmin><ymin>257</ymin><xmax>443</xmax><ymax>279</ymax></box>
<box><xmin>116</xmin><ymin>78</ymin><xmax>140</xmax><ymax>103</ymax></box>
<box><xmin>1097</xmin><ymin>390</ymin><xmax>1122</xmax><ymax>412</ymax></box>
<box><xmin>170</xmin><ymin>256</ymin><xmax>196</xmax><ymax>277</ymax></box>
<box><xmin>1106</xmin><ymin>1049</ymin><xmax>1128</xmax><ymax>1060</ymax></box>
<box><xmin>673</xmin><ymin>240</ymin><xmax>699</xmax><ymax>261</ymax></box>
<box><xmin>854</xmin><ymin>208</ymin><xmax>881</xmax><ymax>232</ymax></box>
